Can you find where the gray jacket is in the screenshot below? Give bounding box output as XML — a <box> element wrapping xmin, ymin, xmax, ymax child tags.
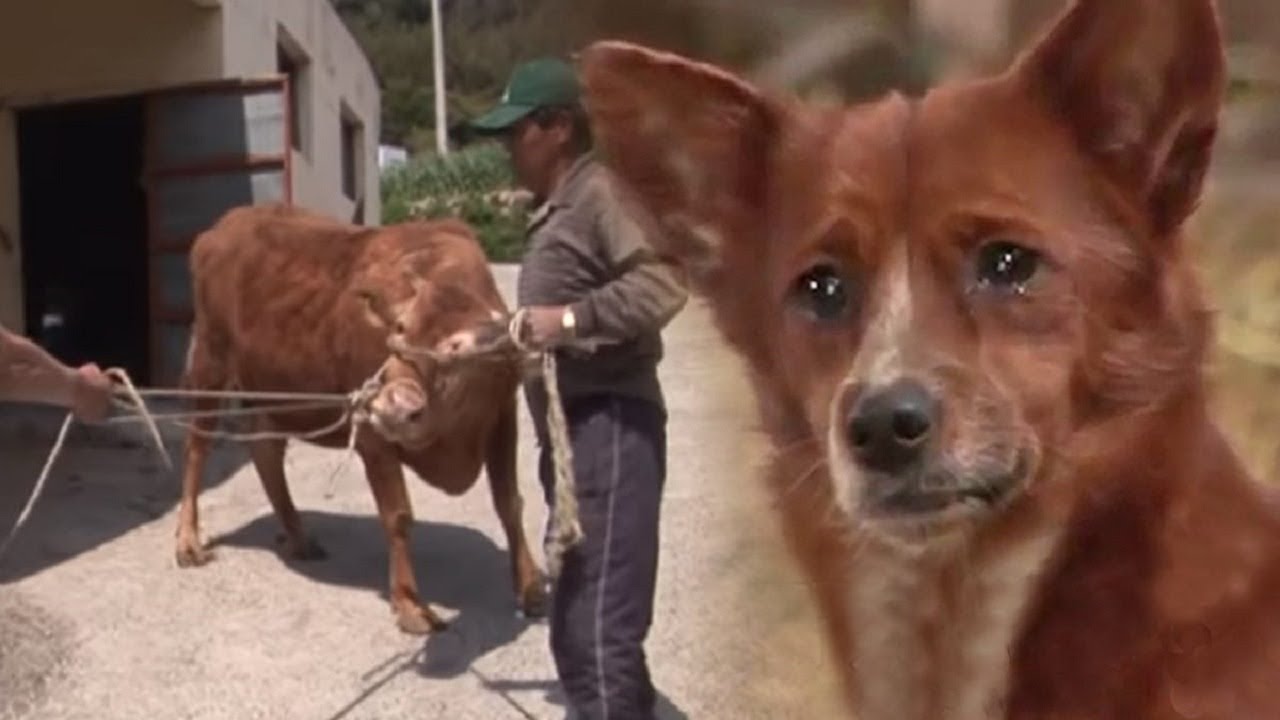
<box><xmin>516</xmin><ymin>153</ymin><xmax>688</xmax><ymax>411</ymax></box>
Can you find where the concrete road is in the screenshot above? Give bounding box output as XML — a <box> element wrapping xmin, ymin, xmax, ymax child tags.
<box><xmin>0</xmin><ymin>265</ymin><xmax>845</xmax><ymax>720</ymax></box>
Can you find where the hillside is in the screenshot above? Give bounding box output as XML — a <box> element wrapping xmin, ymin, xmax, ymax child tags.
<box><xmin>328</xmin><ymin>0</ymin><xmax>923</xmax><ymax>154</ymax></box>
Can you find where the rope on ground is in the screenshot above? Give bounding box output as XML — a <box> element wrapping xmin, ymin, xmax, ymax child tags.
<box><xmin>0</xmin><ymin>366</ymin><xmax>180</xmax><ymax>565</ymax></box>
<box><xmin>0</xmin><ymin>413</ymin><xmax>72</xmax><ymax>565</ymax></box>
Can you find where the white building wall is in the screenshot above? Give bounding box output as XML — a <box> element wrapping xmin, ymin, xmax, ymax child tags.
<box><xmin>219</xmin><ymin>0</ymin><xmax>382</xmax><ymax>225</ymax></box>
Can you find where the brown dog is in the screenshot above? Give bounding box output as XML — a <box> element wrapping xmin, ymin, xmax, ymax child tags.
<box><xmin>577</xmin><ymin>0</ymin><xmax>1280</xmax><ymax>717</ymax></box>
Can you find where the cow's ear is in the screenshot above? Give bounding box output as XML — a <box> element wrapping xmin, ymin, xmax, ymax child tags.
<box><xmin>1011</xmin><ymin>0</ymin><xmax>1226</xmax><ymax>235</ymax></box>
<box><xmin>355</xmin><ymin>287</ymin><xmax>400</xmax><ymax>332</ymax></box>
<box><xmin>400</xmin><ymin>250</ymin><xmax>437</xmax><ymax>281</ymax></box>
<box><xmin>578</xmin><ymin>41</ymin><xmax>784</xmax><ymax>289</ymax></box>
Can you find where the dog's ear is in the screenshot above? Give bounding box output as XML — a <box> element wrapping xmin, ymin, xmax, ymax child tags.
<box><xmin>1012</xmin><ymin>0</ymin><xmax>1226</xmax><ymax>236</ymax></box>
<box><xmin>578</xmin><ymin>41</ymin><xmax>784</xmax><ymax>289</ymax></box>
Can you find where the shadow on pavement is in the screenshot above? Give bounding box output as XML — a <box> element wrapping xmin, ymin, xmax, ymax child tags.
<box><xmin>0</xmin><ymin>405</ymin><xmax>248</xmax><ymax>583</ymax></box>
<box><xmin>476</xmin><ymin>675</ymin><xmax>690</xmax><ymax>719</ymax></box>
<box><xmin>214</xmin><ymin>508</ymin><xmax>556</xmax><ymax>718</ymax></box>
<box><xmin>209</xmin><ymin>507</ymin><xmax>535</xmax><ymax>645</ymax></box>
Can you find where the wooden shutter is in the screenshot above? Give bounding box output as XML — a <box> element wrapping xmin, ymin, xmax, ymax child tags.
<box><xmin>142</xmin><ymin>76</ymin><xmax>292</xmax><ymax>387</ymax></box>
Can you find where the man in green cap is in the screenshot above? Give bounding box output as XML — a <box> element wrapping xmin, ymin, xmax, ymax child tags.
<box><xmin>472</xmin><ymin>56</ymin><xmax>688</xmax><ymax>720</ymax></box>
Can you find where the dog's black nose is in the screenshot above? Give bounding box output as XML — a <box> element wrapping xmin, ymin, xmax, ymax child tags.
<box><xmin>847</xmin><ymin>378</ymin><xmax>938</xmax><ymax>474</ymax></box>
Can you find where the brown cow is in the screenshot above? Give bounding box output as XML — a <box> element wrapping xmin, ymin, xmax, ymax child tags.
<box><xmin>174</xmin><ymin>203</ymin><xmax>547</xmax><ymax>634</ymax></box>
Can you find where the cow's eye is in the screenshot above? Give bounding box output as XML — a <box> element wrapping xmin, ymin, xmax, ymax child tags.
<box><xmin>973</xmin><ymin>240</ymin><xmax>1041</xmax><ymax>295</ymax></box>
<box><xmin>791</xmin><ymin>263</ymin><xmax>851</xmax><ymax>322</ymax></box>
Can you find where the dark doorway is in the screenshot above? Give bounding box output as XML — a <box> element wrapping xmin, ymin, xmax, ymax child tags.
<box><xmin>17</xmin><ymin>94</ymin><xmax>151</xmax><ymax>382</ymax></box>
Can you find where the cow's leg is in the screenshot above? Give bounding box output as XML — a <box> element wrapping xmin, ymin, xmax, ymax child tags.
<box><xmin>175</xmin><ymin>401</ymin><xmax>217</xmax><ymax>567</ymax></box>
<box><xmin>361</xmin><ymin>449</ymin><xmax>446</xmax><ymax>634</ymax></box>
<box><xmin>175</xmin><ymin>331</ymin><xmax>223</xmax><ymax>568</ymax></box>
<box><xmin>486</xmin><ymin>397</ymin><xmax>548</xmax><ymax>618</ymax></box>
<box><xmin>248</xmin><ymin>435</ymin><xmax>326</xmax><ymax>561</ymax></box>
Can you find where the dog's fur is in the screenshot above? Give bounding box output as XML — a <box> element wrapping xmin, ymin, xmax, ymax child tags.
<box><xmin>577</xmin><ymin>0</ymin><xmax>1280</xmax><ymax>717</ymax></box>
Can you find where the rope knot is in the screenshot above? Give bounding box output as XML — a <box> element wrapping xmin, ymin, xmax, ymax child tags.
<box><xmin>348</xmin><ymin>366</ymin><xmax>387</xmax><ymax>426</ymax></box>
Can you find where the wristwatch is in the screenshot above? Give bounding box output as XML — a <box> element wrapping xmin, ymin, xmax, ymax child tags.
<box><xmin>560</xmin><ymin>307</ymin><xmax>577</xmax><ymax>338</ymax></box>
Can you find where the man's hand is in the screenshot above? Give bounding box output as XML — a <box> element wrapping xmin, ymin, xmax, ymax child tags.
<box><xmin>70</xmin><ymin>363</ymin><xmax>114</xmax><ymax>423</ymax></box>
<box><xmin>520</xmin><ymin>306</ymin><xmax>573</xmax><ymax>350</ymax></box>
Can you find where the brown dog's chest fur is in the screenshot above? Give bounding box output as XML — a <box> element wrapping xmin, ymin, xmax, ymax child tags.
<box><xmin>844</xmin><ymin>523</ymin><xmax>1062</xmax><ymax>720</ymax></box>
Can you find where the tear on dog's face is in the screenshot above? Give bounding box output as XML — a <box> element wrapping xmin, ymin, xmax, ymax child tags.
<box><xmin>579</xmin><ymin>0</ymin><xmax>1224</xmax><ymax>545</ymax></box>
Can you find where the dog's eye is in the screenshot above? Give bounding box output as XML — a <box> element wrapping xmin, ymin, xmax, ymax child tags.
<box><xmin>792</xmin><ymin>264</ymin><xmax>850</xmax><ymax>321</ymax></box>
<box><xmin>974</xmin><ymin>241</ymin><xmax>1041</xmax><ymax>293</ymax></box>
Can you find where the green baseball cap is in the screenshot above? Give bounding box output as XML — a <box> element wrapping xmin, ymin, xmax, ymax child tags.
<box><xmin>470</xmin><ymin>57</ymin><xmax>581</xmax><ymax>133</ymax></box>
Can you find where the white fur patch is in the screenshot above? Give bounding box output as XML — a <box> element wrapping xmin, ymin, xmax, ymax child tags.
<box><xmin>854</xmin><ymin>253</ymin><xmax>913</xmax><ymax>388</ymax></box>
<box><xmin>847</xmin><ymin>526</ymin><xmax>1063</xmax><ymax>720</ymax></box>
<box><xmin>828</xmin><ymin>404</ymin><xmax>861</xmax><ymax>517</ymax></box>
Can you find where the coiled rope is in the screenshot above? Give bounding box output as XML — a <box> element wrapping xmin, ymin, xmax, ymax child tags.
<box><xmin>508</xmin><ymin>309</ymin><xmax>585</xmax><ymax>579</ymax></box>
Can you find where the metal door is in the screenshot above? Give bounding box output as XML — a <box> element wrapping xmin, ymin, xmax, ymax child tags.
<box><xmin>143</xmin><ymin>77</ymin><xmax>292</xmax><ymax>387</ymax></box>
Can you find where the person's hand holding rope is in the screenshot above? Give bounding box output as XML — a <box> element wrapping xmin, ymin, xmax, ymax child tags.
<box><xmin>515</xmin><ymin>306</ymin><xmax>576</xmax><ymax>351</ymax></box>
<box><xmin>71</xmin><ymin>363</ymin><xmax>114</xmax><ymax>424</ymax></box>
<box><xmin>0</xmin><ymin>325</ymin><xmax>115</xmax><ymax>425</ymax></box>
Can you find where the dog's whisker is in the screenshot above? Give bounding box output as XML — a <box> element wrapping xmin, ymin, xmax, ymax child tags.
<box><xmin>770</xmin><ymin>435</ymin><xmax>823</xmax><ymax>462</ymax></box>
<box><xmin>778</xmin><ymin>456</ymin><xmax>830</xmax><ymax>499</ymax></box>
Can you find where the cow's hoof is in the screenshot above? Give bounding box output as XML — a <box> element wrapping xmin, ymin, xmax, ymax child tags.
<box><xmin>277</xmin><ymin>532</ymin><xmax>328</xmax><ymax>562</ymax></box>
<box><xmin>518</xmin><ymin>577</ymin><xmax>550</xmax><ymax>619</ymax></box>
<box><xmin>396</xmin><ymin>606</ymin><xmax>447</xmax><ymax>635</ymax></box>
<box><xmin>175</xmin><ymin>544</ymin><xmax>214</xmax><ymax>568</ymax></box>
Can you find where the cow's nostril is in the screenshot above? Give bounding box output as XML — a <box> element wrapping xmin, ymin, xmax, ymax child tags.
<box><xmin>406</xmin><ymin>409</ymin><xmax>424</xmax><ymax>423</ymax></box>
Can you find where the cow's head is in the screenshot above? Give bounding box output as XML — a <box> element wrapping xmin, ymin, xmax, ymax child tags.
<box><xmin>354</xmin><ymin>247</ymin><xmax>509</xmax><ymax>448</ymax></box>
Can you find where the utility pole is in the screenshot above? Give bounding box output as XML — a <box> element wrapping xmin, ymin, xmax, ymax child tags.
<box><xmin>430</xmin><ymin>0</ymin><xmax>449</xmax><ymax>155</ymax></box>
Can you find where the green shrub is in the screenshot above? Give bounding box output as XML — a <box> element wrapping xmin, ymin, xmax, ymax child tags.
<box><xmin>410</xmin><ymin>192</ymin><xmax>528</xmax><ymax>262</ymax></box>
<box><xmin>381</xmin><ymin>142</ymin><xmax>530</xmax><ymax>262</ymax></box>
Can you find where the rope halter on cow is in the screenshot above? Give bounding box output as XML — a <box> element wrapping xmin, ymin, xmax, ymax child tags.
<box><xmin>385</xmin><ymin>306</ymin><xmax>585</xmax><ymax>579</ymax></box>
